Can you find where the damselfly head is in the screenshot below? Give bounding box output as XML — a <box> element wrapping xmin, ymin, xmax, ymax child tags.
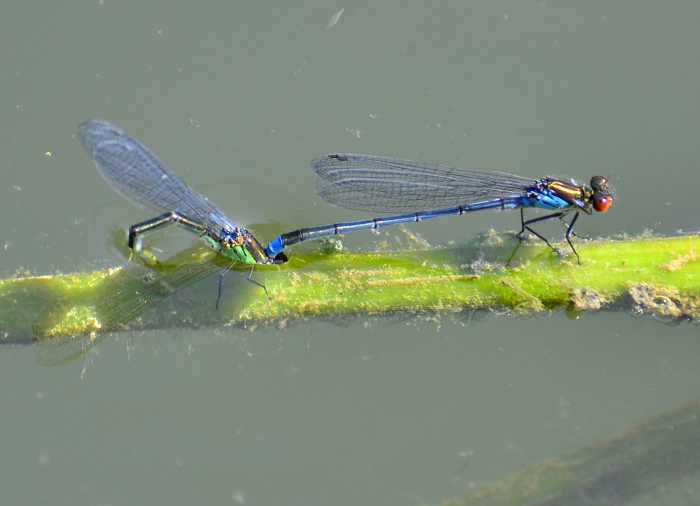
<box><xmin>220</xmin><ymin>228</ymin><xmax>246</xmax><ymax>249</ymax></box>
<box><xmin>590</xmin><ymin>175</ymin><xmax>613</xmax><ymax>213</ymax></box>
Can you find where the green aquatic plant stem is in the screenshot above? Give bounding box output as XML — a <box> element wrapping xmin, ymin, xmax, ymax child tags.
<box><xmin>1</xmin><ymin>233</ymin><xmax>699</xmax><ymax>345</ymax></box>
<box><xmin>440</xmin><ymin>397</ymin><xmax>700</xmax><ymax>506</ymax></box>
<box><xmin>257</xmin><ymin>233</ymin><xmax>700</xmax><ymax>322</ymax></box>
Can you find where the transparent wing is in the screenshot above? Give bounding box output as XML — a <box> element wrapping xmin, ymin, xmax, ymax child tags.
<box><xmin>78</xmin><ymin>120</ymin><xmax>235</xmax><ymax>232</ymax></box>
<box><xmin>313</xmin><ymin>153</ymin><xmax>538</xmax><ymax>213</ymax></box>
<box><xmin>34</xmin><ymin>256</ymin><xmax>221</xmax><ymax>366</ymax></box>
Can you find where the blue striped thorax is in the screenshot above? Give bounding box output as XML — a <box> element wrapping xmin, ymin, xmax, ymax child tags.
<box><xmin>533</xmin><ymin>177</ymin><xmax>613</xmax><ymax>214</ymax></box>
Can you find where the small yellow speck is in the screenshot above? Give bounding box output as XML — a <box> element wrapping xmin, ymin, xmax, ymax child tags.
<box><xmin>45</xmin><ymin>152</ymin><xmax>51</xmax><ymax>156</ymax></box>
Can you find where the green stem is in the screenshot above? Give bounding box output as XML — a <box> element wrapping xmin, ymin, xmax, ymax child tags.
<box><xmin>3</xmin><ymin>234</ymin><xmax>699</xmax><ymax>349</ymax></box>
<box><xmin>440</xmin><ymin>397</ymin><xmax>700</xmax><ymax>505</ymax></box>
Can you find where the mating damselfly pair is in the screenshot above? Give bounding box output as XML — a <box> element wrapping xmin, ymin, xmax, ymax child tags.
<box><xmin>34</xmin><ymin>121</ymin><xmax>614</xmax><ymax>366</ymax></box>
<box><xmin>79</xmin><ymin>120</ymin><xmax>613</xmax><ymax>291</ymax></box>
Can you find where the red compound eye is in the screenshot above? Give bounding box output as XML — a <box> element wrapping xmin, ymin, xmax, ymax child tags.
<box><xmin>593</xmin><ymin>195</ymin><xmax>612</xmax><ymax>212</ymax></box>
